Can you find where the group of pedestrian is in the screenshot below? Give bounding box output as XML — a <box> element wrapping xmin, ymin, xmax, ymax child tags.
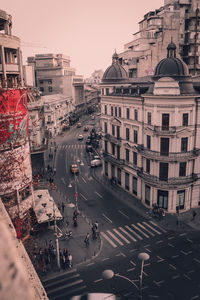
<box><xmin>147</xmin><ymin>204</ymin><xmax>165</xmax><ymax>219</ymax></box>
<box><xmin>60</xmin><ymin>248</ymin><xmax>72</xmax><ymax>269</ymax></box>
<box><xmin>91</xmin><ymin>221</ymin><xmax>99</xmax><ymax>239</ymax></box>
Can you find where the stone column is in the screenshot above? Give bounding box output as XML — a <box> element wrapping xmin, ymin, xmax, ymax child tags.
<box><xmin>17</xmin><ymin>48</ymin><xmax>23</xmax><ymax>86</ymax></box>
<box><xmin>0</xmin><ymin>45</ymin><xmax>7</xmax><ymax>87</ymax></box>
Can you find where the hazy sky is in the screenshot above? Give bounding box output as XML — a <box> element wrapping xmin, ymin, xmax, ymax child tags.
<box><xmin>1</xmin><ymin>0</ymin><xmax>163</xmax><ymax>78</ymax></box>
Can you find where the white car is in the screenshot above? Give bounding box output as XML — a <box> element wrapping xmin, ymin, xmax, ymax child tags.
<box><xmin>78</xmin><ymin>134</ymin><xmax>84</xmax><ymax>140</ymax></box>
<box><xmin>91</xmin><ymin>159</ymin><xmax>102</xmax><ymax>167</ymax></box>
<box><xmin>71</xmin><ymin>293</ymin><xmax>116</xmax><ymax>300</ymax></box>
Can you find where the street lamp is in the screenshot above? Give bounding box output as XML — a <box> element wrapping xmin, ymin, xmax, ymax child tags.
<box><xmin>102</xmin><ymin>252</ymin><xmax>150</xmax><ymax>300</ymax></box>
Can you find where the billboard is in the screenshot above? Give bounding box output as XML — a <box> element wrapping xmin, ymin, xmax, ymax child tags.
<box><xmin>0</xmin><ymin>89</ymin><xmax>28</xmax><ymax>148</ymax></box>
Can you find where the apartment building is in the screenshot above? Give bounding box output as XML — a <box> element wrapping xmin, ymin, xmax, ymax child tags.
<box><xmin>101</xmin><ymin>49</ymin><xmax>200</xmax><ymax>213</ymax></box>
<box><xmin>119</xmin><ymin>0</ymin><xmax>200</xmax><ymax>77</ymax></box>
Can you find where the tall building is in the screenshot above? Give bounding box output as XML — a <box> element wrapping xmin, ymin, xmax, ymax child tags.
<box><xmin>119</xmin><ymin>0</ymin><xmax>200</xmax><ymax>77</ymax></box>
<box><xmin>100</xmin><ymin>49</ymin><xmax>200</xmax><ymax>213</ymax></box>
<box><xmin>0</xmin><ymin>9</ymin><xmax>34</xmax><ymax>238</ymax></box>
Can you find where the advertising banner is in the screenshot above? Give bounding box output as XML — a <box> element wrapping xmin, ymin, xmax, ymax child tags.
<box><xmin>0</xmin><ymin>89</ymin><xmax>28</xmax><ymax>147</ymax></box>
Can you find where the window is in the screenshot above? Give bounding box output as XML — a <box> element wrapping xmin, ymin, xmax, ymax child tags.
<box><xmin>147</xmin><ymin>135</ymin><xmax>151</xmax><ymax>150</ymax></box>
<box><xmin>48</xmin><ymin>86</ymin><xmax>53</xmax><ymax>92</ymax></box>
<box><xmin>105</xmin><ymin>105</ymin><xmax>107</xmax><ymax>115</ymax></box>
<box><xmin>104</xmin><ymin>122</ymin><xmax>107</xmax><ymax>133</ymax></box>
<box><xmin>181</xmin><ymin>137</ymin><xmax>188</xmax><ymax>152</ymax></box>
<box><xmin>134</xmin><ymin>130</ymin><xmax>138</xmax><ymax>143</ymax></box>
<box><xmin>106</xmin><ymin>88</ymin><xmax>109</xmax><ymax>95</ymax></box>
<box><xmin>132</xmin><ymin>176</ymin><xmax>137</xmax><ymax>195</ymax></box>
<box><xmin>146</xmin><ymin>159</ymin><xmax>150</xmax><ymax>173</ymax></box>
<box><xmin>126</xmin><ymin>149</ymin><xmax>130</xmax><ymax>162</ymax></box>
<box><xmin>111</xmin><ymin>164</ymin><xmax>115</xmax><ymax>178</ymax></box>
<box><xmin>48</xmin><ymin>115</ymin><xmax>51</xmax><ymax>122</ymax></box>
<box><xmin>183</xmin><ymin>113</ymin><xmax>188</xmax><ymax>126</ymax></box>
<box><xmin>160</xmin><ymin>138</ymin><xmax>169</xmax><ymax>156</ymax></box>
<box><xmin>117</xmin><ymin>126</ymin><xmax>120</xmax><ymax>139</ymax></box>
<box><xmin>159</xmin><ymin>162</ymin><xmax>168</xmax><ymax>181</ymax></box>
<box><xmin>145</xmin><ymin>185</ymin><xmax>150</xmax><ymax>206</ymax></box>
<box><xmin>177</xmin><ymin>190</ymin><xmax>185</xmax><ymax>210</ymax></box>
<box><xmin>158</xmin><ymin>190</ymin><xmax>168</xmax><ymax>209</ymax></box>
<box><xmin>39</xmin><ymin>80</ymin><xmax>43</xmax><ymax>84</ymax></box>
<box><xmin>126</xmin><ymin>108</ymin><xmax>130</xmax><ymax>119</ymax></box>
<box><xmin>119</xmin><ymin>107</ymin><xmax>121</xmax><ymax>118</ymax></box>
<box><xmin>134</xmin><ymin>109</ymin><xmax>138</xmax><ymax>121</ymax></box>
<box><xmin>117</xmin><ymin>168</ymin><xmax>121</xmax><ymax>185</ymax></box>
<box><xmin>102</xmin><ymin>88</ymin><xmax>104</xmax><ymax>95</ymax></box>
<box><xmin>111</xmin><ymin>106</ymin><xmax>113</xmax><ymax>116</ymax></box>
<box><xmin>125</xmin><ymin>172</ymin><xmax>129</xmax><ymax>190</ymax></box>
<box><xmin>133</xmin><ymin>152</ymin><xmax>137</xmax><ymax>165</ymax></box>
<box><xmin>115</xmin><ymin>107</ymin><xmax>117</xmax><ymax>117</ymax></box>
<box><xmin>126</xmin><ymin>128</ymin><xmax>130</xmax><ymax>141</ymax></box>
<box><xmin>40</xmin><ymin>87</ymin><xmax>44</xmax><ymax>92</ymax></box>
<box><xmin>179</xmin><ymin>162</ymin><xmax>186</xmax><ymax>177</ymax></box>
<box><xmin>162</xmin><ymin>114</ymin><xmax>169</xmax><ymax>130</ymax></box>
<box><xmin>148</xmin><ymin>112</ymin><xmax>151</xmax><ymax>125</ymax></box>
<box><xmin>105</xmin><ymin>161</ymin><xmax>108</xmax><ymax>176</ymax></box>
<box><xmin>112</xmin><ymin>143</ymin><xmax>115</xmax><ymax>156</ymax></box>
<box><xmin>105</xmin><ymin>141</ymin><xmax>108</xmax><ymax>153</ymax></box>
<box><xmin>48</xmin><ymin>79</ymin><xmax>52</xmax><ymax>84</ymax></box>
<box><xmin>112</xmin><ymin>125</ymin><xmax>115</xmax><ymax>136</ymax></box>
<box><xmin>117</xmin><ymin>145</ymin><xmax>120</xmax><ymax>159</ymax></box>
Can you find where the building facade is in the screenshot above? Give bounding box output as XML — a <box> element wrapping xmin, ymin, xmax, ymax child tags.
<box><xmin>101</xmin><ymin>50</ymin><xmax>200</xmax><ymax>213</ymax></box>
<box><xmin>119</xmin><ymin>0</ymin><xmax>200</xmax><ymax>78</ymax></box>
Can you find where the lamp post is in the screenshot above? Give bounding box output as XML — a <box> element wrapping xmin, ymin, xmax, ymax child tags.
<box><xmin>74</xmin><ymin>173</ymin><xmax>78</xmax><ymax>211</ymax></box>
<box><xmin>49</xmin><ymin>199</ymin><xmax>60</xmax><ymax>269</ymax></box>
<box><xmin>102</xmin><ymin>252</ymin><xmax>150</xmax><ymax>299</ymax></box>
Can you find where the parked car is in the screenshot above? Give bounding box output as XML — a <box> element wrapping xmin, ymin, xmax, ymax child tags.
<box><xmin>78</xmin><ymin>134</ymin><xmax>84</xmax><ymax>140</ymax></box>
<box><xmin>71</xmin><ymin>293</ymin><xmax>116</xmax><ymax>300</ymax></box>
<box><xmin>97</xmin><ymin>112</ymin><xmax>101</xmax><ymax>116</ymax></box>
<box><xmin>70</xmin><ymin>164</ymin><xmax>79</xmax><ymax>174</ymax></box>
<box><xmin>77</xmin><ymin>122</ymin><xmax>82</xmax><ymax>128</ymax></box>
<box><xmin>91</xmin><ymin>159</ymin><xmax>102</xmax><ymax>167</ymax></box>
<box><xmin>93</xmin><ymin>155</ymin><xmax>100</xmax><ymax>160</ymax></box>
<box><xmin>83</xmin><ymin>126</ymin><xmax>89</xmax><ymax>131</ymax></box>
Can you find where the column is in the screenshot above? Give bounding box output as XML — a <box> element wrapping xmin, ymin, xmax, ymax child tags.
<box><xmin>17</xmin><ymin>48</ymin><xmax>23</xmax><ymax>86</ymax></box>
<box><xmin>0</xmin><ymin>45</ymin><xmax>7</xmax><ymax>87</ymax></box>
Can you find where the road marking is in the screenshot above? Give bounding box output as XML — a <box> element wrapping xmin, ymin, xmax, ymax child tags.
<box><xmin>137</xmin><ymin>223</ymin><xmax>155</xmax><ymax>236</ymax></box>
<box><xmin>118</xmin><ymin>210</ymin><xmax>130</xmax><ymax>219</ymax></box>
<box><xmin>48</xmin><ymin>279</ymin><xmax>84</xmax><ymax>295</ymax></box>
<box><xmin>179</xmin><ymin>232</ymin><xmax>187</xmax><ymax>236</ymax></box>
<box><xmin>187</xmin><ymin>238</ymin><xmax>193</xmax><ymax>243</ymax></box>
<box><xmin>142</xmin><ymin>222</ymin><xmax>162</xmax><ymax>235</ymax></box>
<box><xmin>143</xmin><ymin>271</ymin><xmax>148</xmax><ymax>277</ymax></box>
<box><xmin>181</xmin><ymin>250</ymin><xmax>188</xmax><ymax>255</ymax></box>
<box><xmin>172</xmin><ymin>255</ymin><xmax>179</xmax><ymax>259</ymax></box>
<box><xmin>172</xmin><ymin>275</ymin><xmax>180</xmax><ymax>280</ymax></box>
<box><xmin>149</xmin><ymin>220</ymin><xmax>167</xmax><ymax>233</ymax></box>
<box><xmin>144</xmin><ymin>244</ymin><xmax>150</xmax><ymax>248</ymax></box>
<box><xmin>157</xmin><ymin>256</ymin><xmax>164</xmax><ymax>263</ymax></box>
<box><xmin>188</xmin><ymin>270</ymin><xmax>195</xmax><ymax>274</ymax></box>
<box><xmin>102</xmin><ymin>213</ymin><xmax>112</xmax><ymax>223</ymax></box>
<box><xmin>94</xmin><ymin>278</ymin><xmax>103</xmax><ymax>283</ymax></box>
<box><xmin>168</xmin><ymin>236</ymin><xmax>175</xmax><ymax>240</ymax></box>
<box><xmin>127</xmin><ymin>268</ymin><xmax>135</xmax><ymax>272</ymax></box>
<box><xmin>53</xmin><ymin>285</ymin><xmax>87</xmax><ymax>299</ymax></box>
<box><xmin>190</xmin><ymin>296</ymin><xmax>200</xmax><ymax>300</ymax></box>
<box><xmin>168</xmin><ymin>243</ymin><xmax>175</xmax><ymax>248</ymax></box>
<box><xmin>81</xmin><ymin>176</ymin><xmax>86</xmax><ymax>183</ymax></box>
<box><xmin>194</xmin><ymin>258</ymin><xmax>200</xmax><ymax>263</ymax></box>
<box><xmin>184</xmin><ymin>273</ymin><xmax>191</xmax><ymax>280</ymax></box>
<box><xmin>148</xmin><ymin>295</ymin><xmax>159</xmax><ymax>298</ymax></box>
<box><xmin>101</xmin><ymin>257</ymin><xmax>110</xmax><ymax>261</ymax></box>
<box><xmin>113</xmin><ymin>229</ymin><xmax>130</xmax><ymax>244</ymax></box>
<box><xmin>169</xmin><ymin>264</ymin><xmax>176</xmax><ymax>270</ymax></box>
<box><xmin>80</xmin><ymin>193</ymin><xmax>87</xmax><ymax>201</ymax></box>
<box><xmin>130</xmin><ymin>249</ymin><xmax>138</xmax><ymax>253</ymax></box>
<box><xmin>156</xmin><ymin>240</ymin><xmax>163</xmax><ymax>244</ymax></box>
<box><xmin>125</xmin><ymin>225</ymin><xmax>143</xmax><ymax>240</ymax></box>
<box><xmin>45</xmin><ymin>274</ymin><xmax>80</xmax><ymax>288</ymax></box>
<box><xmin>100</xmin><ymin>232</ymin><xmax>117</xmax><ymax>248</ymax></box>
<box><xmin>144</xmin><ymin>263</ymin><xmax>151</xmax><ymax>267</ymax></box>
<box><xmin>144</xmin><ymin>248</ymin><xmax>151</xmax><ymax>253</ymax></box>
<box><xmin>95</xmin><ymin>191</ymin><xmax>103</xmax><ymax>198</ymax></box>
<box><xmin>130</xmin><ymin>260</ymin><xmax>136</xmax><ymax>266</ymax></box>
<box><xmin>119</xmin><ymin>227</ymin><xmax>137</xmax><ymax>242</ymax></box>
<box><xmin>107</xmin><ymin>230</ymin><xmax>124</xmax><ymax>245</ymax></box>
<box><xmin>131</xmin><ymin>224</ymin><xmax>149</xmax><ymax>238</ymax></box>
<box><xmin>86</xmin><ymin>262</ymin><xmax>94</xmax><ymax>266</ymax></box>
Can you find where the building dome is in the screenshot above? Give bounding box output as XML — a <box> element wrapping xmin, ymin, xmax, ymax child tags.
<box><xmin>154</xmin><ymin>42</ymin><xmax>189</xmax><ymax>77</ymax></box>
<box><xmin>102</xmin><ymin>51</ymin><xmax>128</xmax><ymax>83</ymax></box>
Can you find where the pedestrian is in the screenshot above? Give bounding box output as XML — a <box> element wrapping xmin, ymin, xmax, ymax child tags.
<box><xmin>84</xmin><ymin>233</ymin><xmax>90</xmax><ymax>247</ymax></box>
<box><xmin>92</xmin><ymin>224</ymin><xmax>97</xmax><ymax>240</ymax></box>
<box><xmin>94</xmin><ymin>221</ymin><xmax>99</xmax><ymax>231</ymax></box>
<box><xmin>192</xmin><ymin>210</ymin><xmax>197</xmax><ymax>221</ymax></box>
<box><xmin>73</xmin><ymin>215</ymin><xmax>77</xmax><ymax>227</ymax></box>
<box><xmin>68</xmin><ymin>253</ymin><xmax>72</xmax><ymax>268</ymax></box>
<box><xmin>58</xmin><ymin>202</ymin><xmax>61</xmax><ymax>211</ymax></box>
<box><xmin>53</xmin><ymin>168</ymin><xmax>56</xmax><ymax>175</ymax></box>
<box><xmin>61</xmin><ymin>201</ymin><xmax>65</xmax><ymax>213</ymax></box>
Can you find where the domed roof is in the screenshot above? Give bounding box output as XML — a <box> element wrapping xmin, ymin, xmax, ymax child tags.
<box><xmin>154</xmin><ymin>42</ymin><xmax>189</xmax><ymax>77</ymax></box>
<box><xmin>102</xmin><ymin>52</ymin><xmax>128</xmax><ymax>83</ymax></box>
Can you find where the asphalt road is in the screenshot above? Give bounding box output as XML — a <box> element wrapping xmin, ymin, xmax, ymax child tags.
<box><xmin>44</xmin><ymin>114</ymin><xmax>200</xmax><ymax>300</ymax></box>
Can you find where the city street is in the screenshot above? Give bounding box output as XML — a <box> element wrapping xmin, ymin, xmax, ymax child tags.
<box><xmin>41</xmin><ymin>114</ymin><xmax>200</xmax><ymax>300</ymax></box>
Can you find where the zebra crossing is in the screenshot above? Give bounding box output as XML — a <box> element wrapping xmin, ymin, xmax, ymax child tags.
<box><xmin>43</xmin><ymin>268</ymin><xmax>86</xmax><ymax>300</ymax></box>
<box><xmin>100</xmin><ymin>220</ymin><xmax>167</xmax><ymax>248</ymax></box>
<box><xmin>58</xmin><ymin>144</ymin><xmax>86</xmax><ymax>150</ymax></box>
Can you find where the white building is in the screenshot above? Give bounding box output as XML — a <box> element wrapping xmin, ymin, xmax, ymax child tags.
<box><xmin>101</xmin><ymin>48</ymin><xmax>200</xmax><ymax>213</ymax></box>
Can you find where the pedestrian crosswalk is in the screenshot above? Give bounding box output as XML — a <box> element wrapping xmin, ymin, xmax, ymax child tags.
<box><xmin>58</xmin><ymin>144</ymin><xmax>86</xmax><ymax>150</ymax></box>
<box><xmin>100</xmin><ymin>220</ymin><xmax>167</xmax><ymax>248</ymax></box>
<box><xmin>43</xmin><ymin>268</ymin><xmax>86</xmax><ymax>300</ymax></box>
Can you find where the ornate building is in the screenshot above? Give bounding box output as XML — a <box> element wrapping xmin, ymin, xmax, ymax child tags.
<box><xmin>101</xmin><ymin>48</ymin><xmax>200</xmax><ymax>213</ymax></box>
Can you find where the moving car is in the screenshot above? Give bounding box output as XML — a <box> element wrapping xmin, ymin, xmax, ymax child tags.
<box><xmin>78</xmin><ymin>134</ymin><xmax>84</xmax><ymax>140</ymax></box>
<box><xmin>71</xmin><ymin>293</ymin><xmax>116</xmax><ymax>300</ymax></box>
<box><xmin>77</xmin><ymin>122</ymin><xmax>82</xmax><ymax>128</ymax></box>
<box><xmin>70</xmin><ymin>164</ymin><xmax>79</xmax><ymax>174</ymax></box>
<box><xmin>91</xmin><ymin>159</ymin><xmax>102</xmax><ymax>167</ymax></box>
<box><xmin>83</xmin><ymin>126</ymin><xmax>89</xmax><ymax>131</ymax></box>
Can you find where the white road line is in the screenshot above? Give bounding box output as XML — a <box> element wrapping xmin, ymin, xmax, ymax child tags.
<box><xmin>125</xmin><ymin>225</ymin><xmax>143</xmax><ymax>240</ymax></box>
<box><xmin>137</xmin><ymin>223</ymin><xmax>155</xmax><ymax>236</ymax></box>
<box><xmin>48</xmin><ymin>279</ymin><xmax>84</xmax><ymax>295</ymax></box>
<box><xmin>142</xmin><ymin>222</ymin><xmax>162</xmax><ymax>235</ymax></box>
<box><xmin>190</xmin><ymin>296</ymin><xmax>200</xmax><ymax>300</ymax></box>
<box><xmin>148</xmin><ymin>295</ymin><xmax>159</xmax><ymax>298</ymax></box>
<box><xmin>81</xmin><ymin>177</ymin><xmax>86</xmax><ymax>183</ymax></box>
<box><xmin>102</xmin><ymin>213</ymin><xmax>112</xmax><ymax>223</ymax></box>
<box><xmin>144</xmin><ymin>244</ymin><xmax>150</xmax><ymax>248</ymax></box>
<box><xmin>53</xmin><ymin>285</ymin><xmax>87</xmax><ymax>299</ymax></box>
<box><xmin>80</xmin><ymin>193</ymin><xmax>87</xmax><ymax>201</ymax></box>
<box><xmin>168</xmin><ymin>236</ymin><xmax>175</xmax><ymax>240</ymax></box>
<box><xmin>119</xmin><ymin>227</ymin><xmax>137</xmax><ymax>242</ymax></box>
<box><xmin>118</xmin><ymin>210</ymin><xmax>130</xmax><ymax>219</ymax></box>
<box><xmin>145</xmin><ymin>248</ymin><xmax>151</xmax><ymax>253</ymax></box>
<box><xmin>127</xmin><ymin>268</ymin><xmax>135</xmax><ymax>272</ymax></box>
<box><xmin>130</xmin><ymin>260</ymin><xmax>136</xmax><ymax>266</ymax></box>
<box><xmin>169</xmin><ymin>264</ymin><xmax>176</xmax><ymax>270</ymax></box>
<box><xmin>157</xmin><ymin>256</ymin><xmax>164</xmax><ymax>263</ymax></box>
<box><xmin>95</xmin><ymin>191</ymin><xmax>103</xmax><ymax>198</ymax></box>
<box><xmin>194</xmin><ymin>258</ymin><xmax>200</xmax><ymax>263</ymax></box>
<box><xmin>172</xmin><ymin>275</ymin><xmax>180</xmax><ymax>280</ymax></box>
<box><xmin>100</xmin><ymin>232</ymin><xmax>117</xmax><ymax>248</ymax></box>
<box><xmin>181</xmin><ymin>250</ymin><xmax>188</xmax><ymax>255</ymax></box>
<box><xmin>187</xmin><ymin>238</ymin><xmax>193</xmax><ymax>243</ymax></box>
<box><xmin>113</xmin><ymin>229</ymin><xmax>130</xmax><ymax>244</ymax></box>
<box><xmin>184</xmin><ymin>274</ymin><xmax>191</xmax><ymax>280</ymax></box>
<box><xmin>86</xmin><ymin>262</ymin><xmax>94</xmax><ymax>266</ymax></box>
<box><xmin>149</xmin><ymin>220</ymin><xmax>167</xmax><ymax>233</ymax></box>
<box><xmin>188</xmin><ymin>270</ymin><xmax>195</xmax><ymax>274</ymax></box>
<box><xmin>179</xmin><ymin>233</ymin><xmax>187</xmax><ymax>236</ymax></box>
<box><xmin>94</xmin><ymin>278</ymin><xmax>103</xmax><ymax>283</ymax></box>
<box><xmin>156</xmin><ymin>240</ymin><xmax>163</xmax><ymax>244</ymax></box>
<box><xmin>129</xmin><ymin>249</ymin><xmax>138</xmax><ymax>253</ymax></box>
<box><xmin>168</xmin><ymin>243</ymin><xmax>175</xmax><ymax>248</ymax></box>
<box><xmin>101</xmin><ymin>257</ymin><xmax>110</xmax><ymax>261</ymax></box>
<box><xmin>172</xmin><ymin>255</ymin><xmax>179</xmax><ymax>259</ymax></box>
<box><xmin>107</xmin><ymin>230</ymin><xmax>124</xmax><ymax>246</ymax></box>
<box><xmin>131</xmin><ymin>224</ymin><xmax>149</xmax><ymax>238</ymax></box>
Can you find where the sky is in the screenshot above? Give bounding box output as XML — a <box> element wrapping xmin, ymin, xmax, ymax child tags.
<box><xmin>1</xmin><ymin>0</ymin><xmax>164</xmax><ymax>78</ymax></box>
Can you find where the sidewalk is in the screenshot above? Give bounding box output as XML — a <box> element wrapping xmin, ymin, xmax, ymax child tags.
<box><xmin>92</xmin><ymin>167</ymin><xmax>200</xmax><ymax>232</ymax></box>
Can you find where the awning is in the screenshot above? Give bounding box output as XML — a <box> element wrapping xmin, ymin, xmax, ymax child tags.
<box><xmin>33</xmin><ymin>189</ymin><xmax>63</xmax><ymax>224</ymax></box>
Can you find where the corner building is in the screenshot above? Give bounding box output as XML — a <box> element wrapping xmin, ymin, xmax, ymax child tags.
<box><xmin>101</xmin><ymin>47</ymin><xmax>200</xmax><ymax>213</ymax></box>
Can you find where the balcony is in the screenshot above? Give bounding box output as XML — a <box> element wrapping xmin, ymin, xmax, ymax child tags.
<box><xmin>104</xmin><ymin>133</ymin><xmax>122</xmax><ymax>145</ymax></box>
<box><xmin>103</xmin><ymin>152</ymin><xmax>125</xmax><ymax>166</ymax></box>
<box><xmin>137</xmin><ymin>169</ymin><xmax>197</xmax><ymax>188</ymax></box>
<box><xmin>137</xmin><ymin>145</ymin><xmax>200</xmax><ymax>161</ymax></box>
<box><xmin>153</xmin><ymin>126</ymin><xmax>176</xmax><ymax>135</ymax></box>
